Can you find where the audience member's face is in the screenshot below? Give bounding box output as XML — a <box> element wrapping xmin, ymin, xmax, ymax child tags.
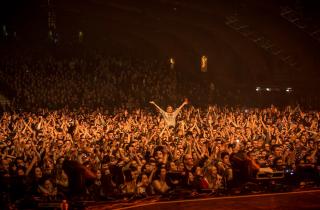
<box><xmin>301</xmin><ymin>135</ymin><xmax>307</xmax><ymax>143</ymax></box>
<box><xmin>144</xmin><ymin>163</ymin><xmax>151</xmax><ymax>173</ymax></box>
<box><xmin>223</xmin><ymin>155</ymin><xmax>230</xmax><ymax>164</ymax></box>
<box><xmin>17</xmin><ymin>168</ymin><xmax>25</xmax><ymax>176</ymax></box>
<box><xmin>166</xmin><ymin>106</ymin><xmax>173</xmax><ymax>113</ymax></box>
<box><xmin>131</xmin><ymin>161</ymin><xmax>138</xmax><ymax>168</ymax></box>
<box><xmin>44</xmin><ymin>179</ymin><xmax>53</xmax><ymax>191</ymax></box>
<box><xmin>25</xmin><ymin>141</ymin><xmax>31</xmax><ymax>149</ymax></box>
<box><xmin>108</xmin><ymin>132</ymin><xmax>114</xmax><ymax>140</ymax></box>
<box><xmin>252</xmin><ymin>141</ymin><xmax>258</xmax><ymax>148</ymax></box>
<box><xmin>17</xmin><ymin>159</ymin><xmax>25</xmax><ymax>167</ymax></box>
<box><xmin>264</xmin><ymin>144</ymin><xmax>270</xmax><ymax>151</ymax></box>
<box><xmin>96</xmin><ymin>170</ymin><xmax>102</xmax><ymax>179</ymax></box>
<box><xmin>35</xmin><ymin>167</ymin><xmax>42</xmax><ymax>179</ymax></box>
<box><xmin>57</xmin><ymin>140</ymin><xmax>63</xmax><ymax>147</ymax></box>
<box><xmin>1</xmin><ymin>159</ymin><xmax>10</xmax><ymax>171</ymax></box>
<box><xmin>150</xmin><ymin>162</ymin><xmax>156</xmax><ymax>171</ymax></box>
<box><xmin>246</xmin><ymin>142</ymin><xmax>252</xmax><ymax>148</ymax></box>
<box><xmin>306</xmin><ymin>155</ymin><xmax>313</xmax><ymax>163</ymax></box>
<box><xmin>177</xmin><ymin>162</ymin><xmax>184</xmax><ymax>171</ymax></box>
<box><xmin>274</xmin><ymin>147</ymin><xmax>281</xmax><ymax>157</ymax></box>
<box><xmin>184</xmin><ymin>154</ymin><xmax>194</xmax><ymax>167</ymax></box>
<box><xmin>268</xmin><ymin>155</ymin><xmax>274</xmax><ymax>162</ymax></box>
<box><xmin>141</xmin><ymin>174</ymin><xmax>149</xmax><ymax>185</ymax></box>
<box><xmin>308</xmin><ymin>141</ymin><xmax>314</xmax><ymax>148</ymax></box>
<box><xmin>169</xmin><ymin>162</ymin><xmax>177</xmax><ymax>171</ymax></box>
<box><xmin>261</xmin><ymin>150</ymin><xmax>267</xmax><ymax>157</ymax></box>
<box><xmin>249</xmin><ymin>153</ymin><xmax>257</xmax><ymax>160</ymax></box>
<box><xmin>188</xmin><ymin>172</ymin><xmax>194</xmax><ymax>182</ymax></box>
<box><xmin>160</xmin><ymin>168</ymin><xmax>166</xmax><ymax>178</ymax></box>
<box><xmin>209</xmin><ymin>166</ymin><xmax>217</xmax><ymax>176</ymax></box>
<box><xmin>156</xmin><ymin>151</ymin><xmax>163</xmax><ymax>159</ymax></box>
<box><xmin>195</xmin><ymin>167</ymin><xmax>203</xmax><ymax>176</ymax></box>
<box><xmin>276</xmin><ymin>159</ymin><xmax>283</xmax><ymax>166</ymax></box>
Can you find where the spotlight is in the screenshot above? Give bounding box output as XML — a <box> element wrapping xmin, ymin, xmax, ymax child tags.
<box><xmin>256</xmin><ymin>87</ymin><xmax>261</xmax><ymax>92</ymax></box>
<box><xmin>266</xmin><ymin>88</ymin><xmax>271</xmax><ymax>92</ymax></box>
<box><xmin>286</xmin><ymin>87</ymin><xmax>293</xmax><ymax>93</ymax></box>
<box><xmin>201</xmin><ymin>55</ymin><xmax>208</xmax><ymax>72</ymax></box>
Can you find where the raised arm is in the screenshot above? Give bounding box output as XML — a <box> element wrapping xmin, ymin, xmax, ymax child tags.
<box><xmin>149</xmin><ymin>101</ymin><xmax>165</xmax><ymax>113</ymax></box>
<box><xmin>176</xmin><ymin>98</ymin><xmax>188</xmax><ymax>111</ymax></box>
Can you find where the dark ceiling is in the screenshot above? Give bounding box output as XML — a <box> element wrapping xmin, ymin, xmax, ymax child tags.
<box><xmin>1</xmin><ymin>0</ymin><xmax>320</xmax><ymax>88</ymax></box>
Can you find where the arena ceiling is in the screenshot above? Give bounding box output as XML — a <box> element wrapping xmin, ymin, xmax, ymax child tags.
<box><xmin>1</xmin><ymin>0</ymin><xmax>320</xmax><ymax>89</ymax></box>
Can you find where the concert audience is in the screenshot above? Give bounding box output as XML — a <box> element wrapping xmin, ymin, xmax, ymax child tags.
<box><xmin>0</xmin><ymin>54</ymin><xmax>319</xmax><ymax>209</ymax></box>
<box><xmin>0</xmin><ymin>103</ymin><xmax>319</xmax><ymax>205</ymax></box>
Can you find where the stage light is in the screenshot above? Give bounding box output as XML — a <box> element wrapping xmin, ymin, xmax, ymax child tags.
<box><xmin>266</xmin><ymin>88</ymin><xmax>271</xmax><ymax>92</ymax></box>
<box><xmin>201</xmin><ymin>55</ymin><xmax>208</xmax><ymax>72</ymax></box>
<box><xmin>256</xmin><ymin>87</ymin><xmax>261</xmax><ymax>91</ymax></box>
<box><xmin>79</xmin><ymin>31</ymin><xmax>83</xmax><ymax>42</ymax></box>
<box><xmin>169</xmin><ymin>57</ymin><xmax>175</xmax><ymax>70</ymax></box>
<box><xmin>286</xmin><ymin>87</ymin><xmax>293</xmax><ymax>93</ymax></box>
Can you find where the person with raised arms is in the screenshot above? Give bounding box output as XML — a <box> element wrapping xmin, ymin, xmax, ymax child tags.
<box><xmin>149</xmin><ymin>98</ymin><xmax>188</xmax><ymax>128</ymax></box>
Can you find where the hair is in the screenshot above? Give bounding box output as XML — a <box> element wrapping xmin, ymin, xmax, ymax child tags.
<box><xmin>221</xmin><ymin>152</ymin><xmax>229</xmax><ymax>160</ymax></box>
<box><xmin>137</xmin><ymin>172</ymin><xmax>148</xmax><ymax>183</ymax></box>
<box><xmin>123</xmin><ymin>169</ymin><xmax>133</xmax><ymax>182</ymax></box>
<box><xmin>273</xmin><ymin>157</ymin><xmax>282</xmax><ymax>167</ymax></box>
<box><xmin>155</xmin><ymin>165</ymin><xmax>166</xmax><ymax>180</ymax></box>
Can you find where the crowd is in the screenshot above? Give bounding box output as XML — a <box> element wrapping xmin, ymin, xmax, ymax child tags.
<box><xmin>0</xmin><ymin>101</ymin><xmax>319</xmax><ymax>207</ymax></box>
<box><xmin>1</xmin><ymin>51</ymin><xmax>320</xmax><ymax>112</ymax></box>
<box><xmin>0</xmin><ymin>53</ymin><xmax>192</xmax><ymax>111</ymax></box>
<box><xmin>0</xmin><ymin>53</ymin><xmax>319</xmax><ymax>209</ymax></box>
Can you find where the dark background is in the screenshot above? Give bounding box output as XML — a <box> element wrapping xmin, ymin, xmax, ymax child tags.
<box><xmin>1</xmin><ymin>0</ymin><xmax>320</xmax><ymax>107</ymax></box>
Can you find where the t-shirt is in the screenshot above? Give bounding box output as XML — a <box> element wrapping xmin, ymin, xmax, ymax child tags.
<box><xmin>160</xmin><ymin>109</ymin><xmax>180</xmax><ymax>127</ymax></box>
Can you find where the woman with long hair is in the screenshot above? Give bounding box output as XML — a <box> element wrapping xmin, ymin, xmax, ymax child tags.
<box><xmin>152</xmin><ymin>166</ymin><xmax>170</xmax><ymax>194</ymax></box>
